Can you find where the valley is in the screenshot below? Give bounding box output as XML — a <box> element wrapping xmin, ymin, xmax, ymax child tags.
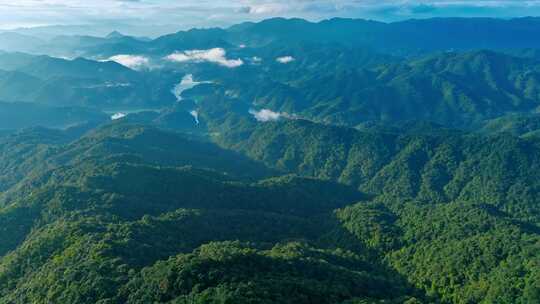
<box><xmin>0</xmin><ymin>16</ymin><xmax>538</xmax><ymax>304</ymax></box>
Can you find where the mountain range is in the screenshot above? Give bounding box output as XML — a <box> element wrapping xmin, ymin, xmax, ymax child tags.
<box><xmin>4</xmin><ymin>17</ymin><xmax>540</xmax><ymax>57</ymax></box>
<box><xmin>0</xmin><ymin>17</ymin><xmax>539</xmax><ymax>304</ymax></box>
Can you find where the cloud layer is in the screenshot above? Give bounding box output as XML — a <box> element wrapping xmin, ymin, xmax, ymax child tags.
<box><xmin>107</xmin><ymin>54</ymin><xmax>150</xmax><ymax>70</ymax></box>
<box><xmin>165</xmin><ymin>48</ymin><xmax>244</xmax><ymax>68</ymax></box>
<box><xmin>249</xmin><ymin>108</ymin><xmax>296</xmax><ymax>122</ymax></box>
<box><xmin>2</xmin><ymin>1</ymin><xmax>540</xmax><ymax>35</ymax></box>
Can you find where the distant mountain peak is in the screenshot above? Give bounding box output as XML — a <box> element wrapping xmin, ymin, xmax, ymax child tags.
<box><xmin>106</xmin><ymin>31</ymin><xmax>125</xmax><ymax>39</ymax></box>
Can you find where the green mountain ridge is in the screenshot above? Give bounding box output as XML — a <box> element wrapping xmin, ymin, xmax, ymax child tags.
<box><xmin>0</xmin><ymin>52</ymin><xmax>180</xmax><ymax>107</ymax></box>
<box><xmin>0</xmin><ymin>16</ymin><xmax>539</xmax><ymax>304</ymax></box>
<box><xmin>0</xmin><ymin>102</ymin><xmax>107</xmax><ymax>130</ymax></box>
<box><xmin>204</xmin><ymin>50</ymin><xmax>540</xmax><ymax>128</ymax></box>
<box><xmin>0</xmin><ymin>121</ymin><xmax>537</xmax><ymax>303</ymax></box>
<box><xmin>0</xmin><ymin>124</ymin><xmax>420</xmax><ymax>304</ymax></box>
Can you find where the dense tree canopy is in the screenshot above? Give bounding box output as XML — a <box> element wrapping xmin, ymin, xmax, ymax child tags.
<box><xmin>0</xmin><ymin>16</ymin><xmax>540</xmax><ymax>304</ymax></box>
<box><xmin>0</xmin><ymin>122</ymin><xmax>537</xmax><ymax>303</ymax></box>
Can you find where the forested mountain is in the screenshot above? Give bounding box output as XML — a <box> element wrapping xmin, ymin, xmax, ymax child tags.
<box><xmin>0</xmin><ymin>124</ymin><xmax>418</xmax><ymax>303</ymax></box>
<box><xmin>2</xmin><ymin>34</ymin><xmax>540</xmax><ymax>128</ymax></box>
<box><xmin>8</xmin><ymin>17</ymin><xmax>540</xmax><ymax>57</ymax></box>
<box><xmin>0</xmin><ymin>53</ymin><xmax>179</xmax><ymax>107</ymax></box>
<box><xmin>208</xmin><ymin>118</ymin><xmax>540</xmax><ymax>223</ymax></box>
<box><xmin>198</xmin><ymin>50</ymin><xmax>540</xmax><ymax>128</ymax></box>
<box><xmin>480</xmin><ymin>114</ymin><xmax>540</xmax><ymax>138</ymax></box>
<box><xmin>5</xmin><ymin>17</ymin><xmax>540</xmax><ymax>60</ymax></box>
<box><xmin>0</xmin><ymin>118</ymin><xmax>537</xmax><ymax>303</ymax></box>
<box><xmin>0</xmin><ymin>16</ymin><xmax>539</xmax><ymax>304</ymax></box>
<box><xmin>225</xmin><ymin>17</ymin><xmax>540</xmax><ymax>55</ymax></box>
<box><xmin>0</xmin><ymin>102</ymin><xmax>107</xmax><ymax>130</ymax></box>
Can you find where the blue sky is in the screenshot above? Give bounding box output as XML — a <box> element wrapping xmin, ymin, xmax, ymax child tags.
<box><xmin>2</xmin><ymin>1</ymin><xmax>540</xmax><ymax>36</ymax></box>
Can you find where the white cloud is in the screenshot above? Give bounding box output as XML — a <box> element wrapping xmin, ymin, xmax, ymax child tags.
<box><xmin>190</xmin><ymin>110</ymin><xmax>200</xmax><ymax>125</ymax></box>
<box><xmin>276</xmin><ymin>56</ymin><xmax>295</xmax><ymax>64</ymax></box>
<box><xmin>246</xmin><ymin>3</ymin><xmax>288</xmax><ymax>15</ymax></box>
<box><xmin>111</xmin><ymin>112</ymin><xmax>127</xmax><ymax>120</ymax></box>
<box><xmin>107</xmin><ymin>54</ymin><xmax>149</xmax><ymax>70</ymax></box>
<box><xmin>3</xmin><ymin>1</ymin><xmax>540</xmax><ymax>35</ymax></box>
<box><xmin>172</xmin><ymin>74</ymin><xmax>211</xmax><ymax>102</ymax></box>
<box><xmin>165</xmin><ymin>48</ymin><xmax>244</xmax><ymax>68</ymax></box>
<box><xmin>250</xmin><ymin>108</ymin><xmax>292</xmax><ymax>122</ymax></box>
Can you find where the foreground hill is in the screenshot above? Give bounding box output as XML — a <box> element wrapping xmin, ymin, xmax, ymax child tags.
<box><xmin>0</xmin><ymin>124</ymin><xmax>420</xmax><ymax>303</ymax></box>
<box><xmin>0</xmin><ymin>121</ymin><xmax>537</xmax><ymax>303</ymax></box>
<box><xmin>210</xmin><ymin>118</ymin><xmax>540</xmax><ymax>224</ymax></box>
<box><xmin>202</xmin><ymin>113</ymin><xmax>540</xmax><ymax>302</ymax></box>
<box><xmin>480</xmin><ymin>114</ymin><xmax>540</xmax><ymax>138</ymax></box>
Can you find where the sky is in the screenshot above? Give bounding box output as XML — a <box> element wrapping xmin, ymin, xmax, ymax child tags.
<box><xmin>2</xmin><ymin>0</ymin><xmax>540</xmax><ymax>36</ymax></box>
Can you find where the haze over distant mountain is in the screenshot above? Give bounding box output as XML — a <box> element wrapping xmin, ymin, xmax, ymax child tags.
<box><xmin>0</xmin><ymin>15</ymin><xmax>539</xmax><ymax>304</ymax></box>
<box><xmin>2</xmin><ymin>18</ymin><xmax>540</xmax><ymax>128</ymax></box>
<box><xmin>5</xmin><ymin>17</ymin><xmax>540</xmax><ymax>57</ymax></box>
<box><xmin>4</xmin><ymin>0</ymin><xmax>540</xmax><ymax>36</ymax></box>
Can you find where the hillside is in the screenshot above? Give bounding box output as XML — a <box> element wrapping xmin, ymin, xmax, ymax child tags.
<box><xmin>0</xmin><ymin>122</ymin><xmax>537</xmax><ymax>303</ymax></box>
<box><xmin>200</xmin><ymin>50</ymin><xmax>540</xmax><ymax>128</ymax></box>
<box><xmin>0</xmin><ymin>16</ymin><xmax>539</xmax><ymax>304</ymax></box>
<box><xmin>225</xmin><ymin>17</ymin><xmax>540</xmax><ymax>54</ymax></box>
<box><xmin>48</xmin><ymin>17</ymin><xmax>540</xmax><ymax>58</ymax></box>
<box><xmin>3</xmin><ymin>41</ymin><xmax>540</xmax><ymax>128</ymax></box>
<box><xmin>0</xmin><ymin>102</ymin><xmax>107</xmax><ymax>130</ymax></box>
<box><xmin>0</xmin><ymin>124</ymin><xmax>422</xmax><ymax>304</ymax></box>
<box><xmin>0</xmin><ymin>53</ymin><xmax>179</xmax><ymax>107</ymax></box>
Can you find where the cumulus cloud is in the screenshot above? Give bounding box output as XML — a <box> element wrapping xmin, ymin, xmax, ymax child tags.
<box><xmin>107</xmin><ymin>54</ymin><xmax>149</xmax><ymax>70</ymax></box>
<box><xmin>276</xmin><ymin>56</ymin><xmax>295</xmax><ymax>64</ymax></box>
<box><xmin>111</xmin><ymin>112</ymin><xmax>127</xmax><ymax>120</ymax></box>
<box><xmin>249</xmin><ymin>108</ymin><xmax>295</xmax><ymax>122</ymax></box>
<box><xmin>165</xmin><ymin>48</ymin><xmax>244</xmax><ymax>68</ymax></box>
<box><xmin>250</xmin><ymin>109</ymin><xmax>282</xmax><ymax>122</ymax></box>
